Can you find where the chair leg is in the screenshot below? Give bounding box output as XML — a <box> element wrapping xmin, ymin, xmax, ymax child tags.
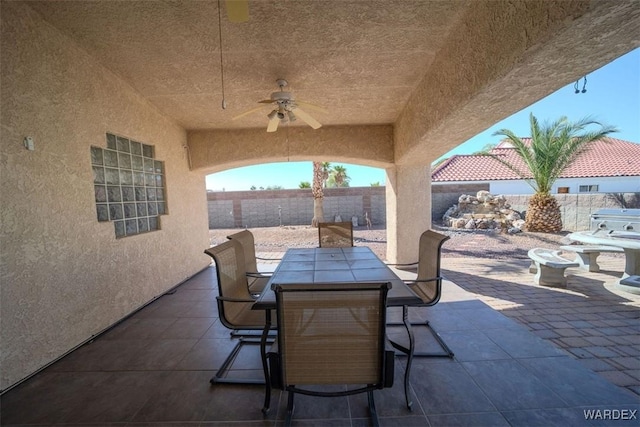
<box><xmin>285</xmin><ymin>391</ymin><xmax>295</xmax><ymax>427</ymax></box>
<box><xmin>368</xmin><ymin>390</ymin><xmax>380</xmax><ymax>427</ymax></box>
<box><xmin>210</xmin><ymin>338</ymin><xmax>268</xmax><ymax>385</ymax></box>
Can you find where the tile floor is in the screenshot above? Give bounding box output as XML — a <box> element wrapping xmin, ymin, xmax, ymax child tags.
<box><xmin>2</xmin><ymin>257</ymin><xmax>639</xmax><ymax>426</ymax></box>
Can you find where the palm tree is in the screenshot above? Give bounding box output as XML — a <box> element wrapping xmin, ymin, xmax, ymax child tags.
<box><xmin>311</xmin><ymin>161</ymin><xmax>326</xmax><ymax>227</ymax></box>
<box><xmin>490</xmin><ymin>113</ymin><xmax>617</xmax><ymax>232</ymax></box>
<box><xmin>299</xmin><ymin>181</ymin><xmax>311</xmax><ymax>189</ymax></box>
<box><xmin>329</xmin><ymin>165</ymin><xmax>350</xmax><ymax>187</ymax></box>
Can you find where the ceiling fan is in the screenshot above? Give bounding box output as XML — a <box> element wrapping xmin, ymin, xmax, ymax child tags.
<box><xmin>233</xmin><ymin>79</ymin><xmax>327</xmax><ymax>133</ymax></box>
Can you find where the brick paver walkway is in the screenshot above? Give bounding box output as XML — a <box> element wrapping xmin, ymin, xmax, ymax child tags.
<box><xmin>441</xmin><ymin>255</ymin><xmax>640</xmax><ymax>396</ymax></box>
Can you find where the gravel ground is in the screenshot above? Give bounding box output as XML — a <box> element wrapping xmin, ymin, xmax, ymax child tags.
<box><xmin>208</xmin><ymin>224</ymin><xmax>582</xmax><ymax>261</ymax></box>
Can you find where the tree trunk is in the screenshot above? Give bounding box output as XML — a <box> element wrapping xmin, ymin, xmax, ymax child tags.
<box><xmin>311</xmin><ymin>161</ymin><xmax>325</xmax><ymax>227</ymax></box>
<box><xmin>525</xmin><ymin>193</ymin><xmax>562</xmax><ymax>232</ymax></box>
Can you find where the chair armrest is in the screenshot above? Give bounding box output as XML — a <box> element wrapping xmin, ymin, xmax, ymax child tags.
<box><xmin>386</xmin><ymin>261</ymin><xmax>418</xmax><ymax>267</ymax></box>
<box><xmin>256</xmin><ymin>256</ymin><xmax>282</xmax><ymax>261</ymax></box>
<box><xmin>403</xmin><ymin>276</ymin><xmax>441</xmax><ymax>285</ymax></box>
<box><xmin>247</xmin><ymin>271</ymin><xmax>272</xmax><ymax>278</ymax></box>
<box><xmin>216</xmin><ymin>296</ymin><xmax>256</xmax><ymax>303</ymax></box>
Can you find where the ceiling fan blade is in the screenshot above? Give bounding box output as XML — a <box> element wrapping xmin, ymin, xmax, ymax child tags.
<box><xmin>266</xmin><ymin>115</ymin><xmax>279</xmax><ymax>132</ymax></box>
<box><xmin>293</xmin><ymin>108</ymin><xmax>322</xmax><ymax>130</ymax></box>
<box><xmin>257</xmin><ymin>99</ymin><xmax>276</xmax><ymax>104</ymax></box>
<box><xmin>232</xmin><ymin>105</ymin><xmax>265</xmax><ymax>121</ymax></box>
<box><xmin>296</xmin><ymin>100</ymin><xmax>328</xmax><ymax>114</ymax></box>
<box><xmin>225</xmin><ymin>0</ymin><xmax>249</xmax><ymax>23</ymax></box>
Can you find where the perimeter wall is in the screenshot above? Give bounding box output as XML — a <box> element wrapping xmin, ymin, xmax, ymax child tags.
<box><xmin>208</xmin><ymin>185</ymin><xmax>639</xmax><ymax>231</ymax></box>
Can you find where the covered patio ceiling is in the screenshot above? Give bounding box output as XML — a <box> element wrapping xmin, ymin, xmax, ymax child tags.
<box><xmin>24</xmin><ymin>0</ymin><xmax>640</xmax><ymax>164</ymax></box>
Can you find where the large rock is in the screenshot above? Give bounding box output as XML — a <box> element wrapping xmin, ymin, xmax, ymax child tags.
<box><xmin>443</xmin><ymin>192</ymin><xmax>523</xmax><ymax>232</ymax></box>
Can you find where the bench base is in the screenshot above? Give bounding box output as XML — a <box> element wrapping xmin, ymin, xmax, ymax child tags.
<box><xmin>528</xmin><ymin>248</ymin><xmax>579</xmax><ymax>288</ymax></box>
<box><xmin>560</xmin><ymin>245</ymin><xmax>623</xmax><ymax>272</ymax></box>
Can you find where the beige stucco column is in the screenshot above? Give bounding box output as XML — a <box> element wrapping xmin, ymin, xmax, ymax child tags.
<box><xmin>385</xmin><ymin>165</ymin><xmax>432</xmax><ymax>264</ymax></box>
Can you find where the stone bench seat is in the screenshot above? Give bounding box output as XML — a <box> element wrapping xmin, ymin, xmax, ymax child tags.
<box><xmin>528</xmin><ymin>248</ymin><xmax>579</xmax><ymax>288</ymax></box>
<box><xmin>559</xmin><ymin>245</ymin><xmax>624</xmax><ymax>272</ymax></box>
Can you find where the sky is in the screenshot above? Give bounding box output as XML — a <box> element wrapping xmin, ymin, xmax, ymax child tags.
<box><xmin>206</xmin><ymin>48</ymin><xmax>639</xmax><ymax>191</ymax></box>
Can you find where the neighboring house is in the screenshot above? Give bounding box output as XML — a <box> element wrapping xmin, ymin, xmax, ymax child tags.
<box><xmin>432</xmin><ymin>137</ymin><xmax>640</xmax><ymax>194</ymax></box>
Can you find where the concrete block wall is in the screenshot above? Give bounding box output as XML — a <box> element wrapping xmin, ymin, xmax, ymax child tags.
<box><xmin>208</xmin><ymin>185</ymin><xmax>637</xmax><ymax>232</ymax></box>
<box><xmin>207</xmin><ymin>187</ymin><xmax>386</xmax><ymax>228</ymax></box>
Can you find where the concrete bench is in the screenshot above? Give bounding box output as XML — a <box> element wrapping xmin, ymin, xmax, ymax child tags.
<box><xmin>528</xmin><ymin>248</ymin><xmax>579</xmax><ymax>288</ymax></box>
<box><xmin>559</xmin><ymin>245</ymin><xmax>624</xmax><ymax>272</ymax></box>
<box><xmin>618</xmin><ymin>275</ymin><xmax>640</xmax><ymax>295</ymax></box>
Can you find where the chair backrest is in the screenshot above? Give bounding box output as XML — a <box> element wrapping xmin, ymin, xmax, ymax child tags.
<box><xmin>414</xmin><ymin>230</ymin><xmax>450</xmax><ymax>304</ymax></box>
<box><xmin>273</xmin><ymin>282</ymin><xmax>390</xmax><ymax>387</ymax></box>
<box><xmin>227</xmin><ymin>229</ymin><xmax>259</xmax><ymax>273</ymax></box>
<box><xmin>204</xmin><ymin>239</ymin><xmax>253</xmax><ymax>326</ymax></box>
<box><xmin>318</xmin><ymin>221</ymin><xmax>354</xmax><ymax>247</ymax></box>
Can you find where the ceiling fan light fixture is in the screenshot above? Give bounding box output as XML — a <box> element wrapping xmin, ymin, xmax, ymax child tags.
<box><xmin>267</xmin><ymin>110</ymin><xmax>278</xmax><ymax>120</ymax></box>
<box><xmin>287</xmin><ymin>111</ymin><xmax>296</xmax><ymax>122</ymax></box>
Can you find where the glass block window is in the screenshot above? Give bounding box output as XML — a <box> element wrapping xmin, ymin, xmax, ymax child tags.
<box><xmin>91</xmin><ymin>133</ymin><xmax>167</xmax><ymax>238</ymax></box>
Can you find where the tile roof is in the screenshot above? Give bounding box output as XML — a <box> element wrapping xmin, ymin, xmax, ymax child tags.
<box><xmin>431</xmin><ymin>137</ymin><xmax>640</xmax><ymax>182</ymax></box>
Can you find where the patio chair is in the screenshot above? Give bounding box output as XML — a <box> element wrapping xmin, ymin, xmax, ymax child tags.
<box><xmin>318</xmin><ymin>221</ymin><xmax>354</xmax><ymax>247</ymax></box>
<box><xmin>268</xmin><ymin>282</ymin><xmax>394</xmax><ymax>427</ymax></box>
<box><xmin>204</xmin><ymin>239</ymin><xmax>275</xmax><ymax>384</ymax></box>
<box><xmin>227</xmin><ymin>229</ymin><xmax>281</xmax><ymax>295</ymax></box>
<box><xmin>388</xmin><ymin>230</ymin><xmax>454</xmax><ymax>358</ymax></box>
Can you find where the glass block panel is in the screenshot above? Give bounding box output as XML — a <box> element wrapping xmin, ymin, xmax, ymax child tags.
<box><xmin>114</xmin><ymin>220</ymin><xmax>126</xmax><ymax>238</ymax></box>
<box><xmin>133</xmin><ymin>171</ymin><xmax>144</xmax><ymax>186</ymax></box>
<box><xmin>96</xmin><ymin>204</ymin><xmax>109</xmax><ymax>222</ymax></box>
<box><xmin>106</xmin><ymin>133</ymin><xmax>117</xmax><ymax>149</ymax></box>
<box><xmin>105</xmin><ymin>168</ymin><xmax>120</xmax><ymax>185</ymax></box>
<box><xmin>123</xmin><ymin>203</ymin><xmax>137</xmax><ymax>219</ymax></box>
<box><xmin>125</xmin><ymin>219</ymin><xmax>138</xmax><ymax>235</ymax></box>
<box><xmin>148</xmin><ymin>202</ymin><xmax>158</xmax><ymax>216</ymax></box>
<box><xmin>156</xmin><ymin>188</ymin><xmax>164</xmax><ymax>201</ymax></box>
<box><xmin>154</xmin><ymin>160</ymin><xmax>163</xmax><ymax>173</ymax></box>
<box><xmin>136</xmin><ymin>202</ymin><xmax>148</xmax><ymax>217</ymax></box>
<box><xmin>94</xmin><ymin>185</ymin><xmax>107</xmax><ymax>202</ymax></box>
<box><xmin>143</xmin><ymin>158</ymin><xmax>154</xmax><ymax>173</ymax></box>
<box><xmin>118</xmin><ymin>152</ymin><xmax>132</xmax><ymax>169</ymax></box>
<box><xmin>103</xmin><ymin>150</ymin><xmax>118</xmax><ymax>167</ymax></box>
<box><xmin>116</xmin><ymin>136</ymin><xmax>130</xmax><ymax>153</ymax></box>
<box><xmin>92</xmin><ymin>166</ymin><xmax>105</xmax><ymax>184</ymax></box>
<box><xmin>157</xmin><ymin>202</ymin><xmax>166</xmax><ymax>215</ymax></box>
<box><xmin>109</xmin><ymin>203</ymin><xmax>123</xmax><ymax>220</ymax></box>
<box><xmin>154</xmin><ymin>174</ymin><xmax>162</xmax><ymax>187</ymax></box>
<box><xmin>148</xmin><ymin>216</ymin><xmax>159</xmax><ymax>230</ymax></box>
<box><xmin>119</xmin><ymin>170</ymin><xmax>133</xmax><ymax>185</ymax></box>
<box><xmin>130</xmin><ymin>140</ymin><xmax>142</xmax><ymax>156</ymax></box>
<box><xmin>107</xmin><ymin>186</ymin><xmax>122</xmax><ymax>202</ymax></box>
<box><xmin>142</xmin><ymin>144</ymin><xmax>153</xmax><ymax>158</ymax></box>
<box><xmin>144</xmin><ymin>173</ymin><xmax>155</xmax><ymax>187</ymax></box>
<box><xmin>131</xmin><ymin>155</ymin><xmax>144</xmax><ymax>171</ymax></box>
<box><xmin>121</xmin><ymin>186</ymin><xmax>135</xmax><ymax>202</ymax></box>
<box><xmin>146</xmin><ymin>188</ymin><xmax>156</xmax><ymax>201</ymax></box>
<box><xmin>91</xmin><ymin>147</ymin><xmax>103</xmax><ymax>165</ymax></box>
<box><xmin>135</xmin><ymin>187</ymin><xmax>147</xmax><ymax>201</ymax></box>
<box><xmin>138</xmin><ymin>218</ymin><xmax>149</xmax><ymax>233</ymax></box>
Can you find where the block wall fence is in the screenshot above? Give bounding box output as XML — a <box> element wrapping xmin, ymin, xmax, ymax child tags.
<box><xmin>207</xmin><ymin>185</ymin><xmax>637</xmax><ymax>232</ymax></box>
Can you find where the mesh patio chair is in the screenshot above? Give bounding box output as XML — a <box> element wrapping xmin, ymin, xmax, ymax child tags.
<box><xmin>388</xmin><ymin>230</ymin><xmax>454</xmax><ymax>358</ymax></box>
<box><xmin>267</xmin><ymin>282</ymin><xmax>394</xmax><ymax>427</ymax></box>
<box><xmin>204</xmin><ymin>239</ymin><xmax>275</xmax><ymax>384</ymax></box>
<box><xmin>318</xmin><ymin>221</ymin><xmax>354</xmax><ymax>247</ymax></box>
<box><xmin>227</xmin><ymin>229</ymin><xmax>281</xmax><ymax>295</ymax></box>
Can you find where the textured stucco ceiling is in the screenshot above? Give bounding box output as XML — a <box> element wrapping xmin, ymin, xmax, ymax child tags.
<box><xmin>24</xmin><ymin>0</ymin><xmax>469</xmax><ymax>131</ymax></box>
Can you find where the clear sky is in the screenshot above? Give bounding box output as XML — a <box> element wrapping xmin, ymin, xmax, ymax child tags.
<box><xmin>206</xmin><ymin>48</ymin><xmax>639</xmax><ymax>191</ymax></box>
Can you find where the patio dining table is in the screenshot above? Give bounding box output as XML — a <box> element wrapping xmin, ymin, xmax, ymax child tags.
<box><xmin>252</xmin><ymin>246</ymin><xmax>422</xmax><ymax>413</ymax></box>
<box><xmin>568</xmin><ymin>230</ymin><xmax>640</xmax><ymax>294</ymax></box>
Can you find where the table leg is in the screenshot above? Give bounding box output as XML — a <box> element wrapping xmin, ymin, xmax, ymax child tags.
<box><xmin>261</xmin><ymin>309</ymin><xmax>272</xmax><ymax>415</ymax></box>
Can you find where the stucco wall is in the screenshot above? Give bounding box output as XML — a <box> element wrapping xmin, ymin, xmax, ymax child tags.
<box><xmin>0</xmin><ymin>2</ymin><xmax>210</xmax><ymax>391</ymax></box>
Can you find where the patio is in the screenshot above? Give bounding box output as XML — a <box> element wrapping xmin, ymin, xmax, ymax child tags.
<box><xmin>2</xmin><ymin>255</ymin><xmax>638</xmax><ymax>426</ymax></box>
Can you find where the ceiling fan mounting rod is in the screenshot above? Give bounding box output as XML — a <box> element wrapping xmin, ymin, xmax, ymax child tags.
<box><xmin>276</xmin><ymin>79</ymin><xmax>288</xmax><ymax>90</ymax></box>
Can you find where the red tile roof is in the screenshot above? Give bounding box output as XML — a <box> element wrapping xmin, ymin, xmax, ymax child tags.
<box><xmin>431</xmin><ymin>137</ymin><xmax>640</xmax><ymax>182</ymax></box>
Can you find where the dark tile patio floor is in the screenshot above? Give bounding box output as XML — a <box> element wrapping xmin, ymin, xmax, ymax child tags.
<box><xmin>1</xmin><ymin>256</ymin><xmax>638</xmax><ymax>426</ymax></box>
